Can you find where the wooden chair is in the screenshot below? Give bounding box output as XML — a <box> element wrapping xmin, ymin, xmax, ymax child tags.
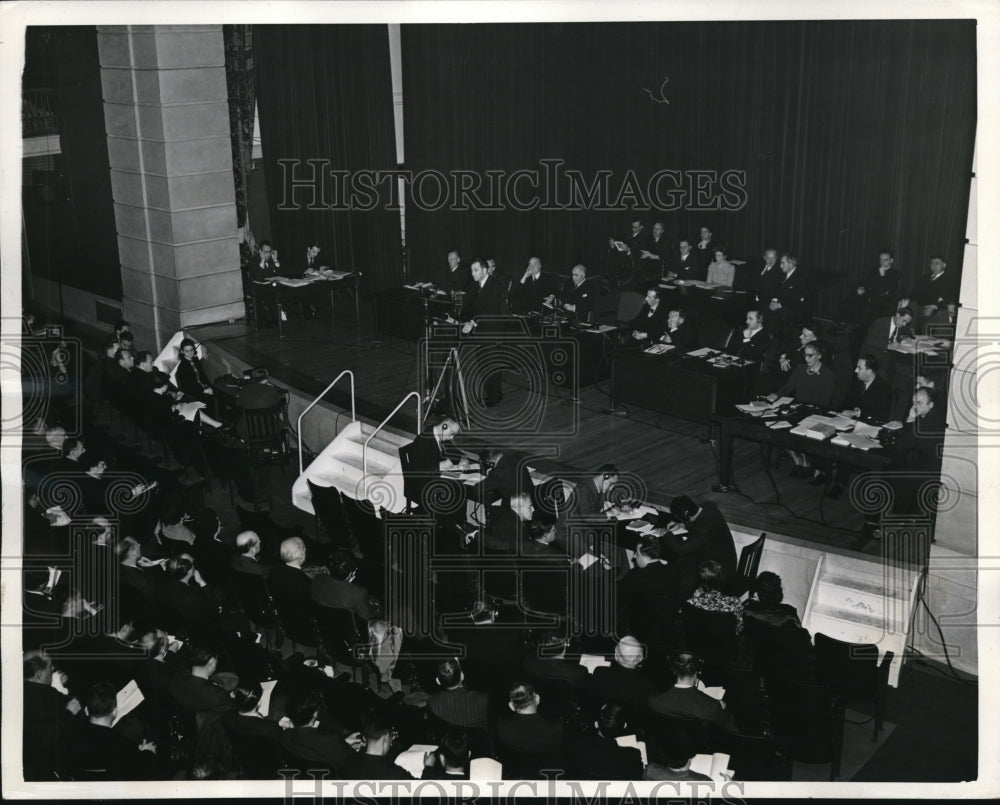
<box><xmin>727</xmin><ymin>532</ymin><xmax>766</xmax><ymax>598</ymax></box>
<box><xmin>813</xmin><ymin>633</ymin><xmax>893</xmax><ymax>740</ymax></box>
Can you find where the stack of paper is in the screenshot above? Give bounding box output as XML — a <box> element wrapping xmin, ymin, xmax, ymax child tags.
<box><xmin>689</xmin><ymin>752</ymin><xmax>733</xmax><ymax>780</ymax></box>
<box><xmin>578</xmin><ymin>654</ymin><xmax>612</xmax><ymax>674</ymax></box>
<box><xmin>644</xmin><ymin>343</ymin><xmax>674</xmax><ymax>355</ymax></box>
<box><xmin>275</xmin><ymin>277</ymin><xmax>313</xmax><ymax>287</ymax></box>
<box><xmin>112</xmin><ymin>680</ymin><xmax>145</xmax><ymax>726</ymax></box>
<box><xmin>394</xmin><ymin>744</ymin><xmax>437</xmax><ymax>778</ymax></box>
<box><xmin>582</xmin><ymin>324</ymin><xmax>617</xmax><ymax>334</ymax></box>
<box><xmin>831</xmin><ymin>433</ymin><xmax>880</xmax><ymax>450</ymax></box>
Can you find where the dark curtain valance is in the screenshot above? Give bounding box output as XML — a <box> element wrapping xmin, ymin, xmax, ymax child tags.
<box><xmin>254</xmin><ymin>25</ymin><xmax>401</xmax><ymax>292</ymax></box>
<box><xmin>402</xmin><ymin>21</ymin><xmax>976</xmax><ymax>313</ymax></box>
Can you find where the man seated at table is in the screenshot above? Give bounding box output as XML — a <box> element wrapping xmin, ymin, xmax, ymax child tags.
<box><xmin>734</xmin><ymin>309</ymin><xmax>771</xmax><ymax>362</ymax></box>
<box><xmin>840</xmin><ymin>354</ymin><xmax>892</xmax><ymax>423</ymax></box>
<box><xmin>440</xmin><ymin>249</ymin><xmax>471</xmax><ymax>294</ymax></box>
<box><xmin>301</xmin><ymin>241</ymin><xmax>325</xmax><ymax>276</ymax></box>
<box><xmin>658</xmin><ymin>307</ymin><xmax>697</xmax><ymax>352</ymax></box>
<box><xmin>250</xmin><ymin>240</ymin><xmax>281</xmax><ymax>282</ymax></box>
<box><xmin>668</xmin><ymin>239</ymin><xmax>705</xmax><ymax>282</ymax></box>
<box><xmin>511</xmin><ymin>256</ymin><xmax>561</xmax><ymax>315</ymax></box>
<box><xmin>705</xmin><ymin>246</ymin><xmax>736</xmax><ymax>288</ymax></box>
<box><xmin>561</xmin><ymin>264</ymin><xmax>596</xmax><ymax>324</ymax></box>
<box><xmin>663</xmin><ymin>496</ymin><xmax>738</xmax><ymax>600</ymax></box>
<box><xmin>628</xmin><ymin>288</ymin><xmax>669</xmax><ymax>345</ymax></box>
<box><xmin>859</xmin><ymin>306</ymin><xmax>916</xmax><ymax>381</ymax></box>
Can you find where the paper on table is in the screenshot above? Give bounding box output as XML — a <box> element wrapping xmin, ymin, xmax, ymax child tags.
<box><xmin>470</xmin><ymin>757</ymin><xmax>503</xmax><ymax>780</ymax></box>
<box><xmin>577</xmin><ymin>552</ymin><xmax>600</xmax><ymax>570</ymax></box>
<box><xmin>257</xmin><ymin>679</ymin><xmax>278</xmax><ymax>717</ymax></box>
<box><xmin>767</xmin><ymin>420</ymin><xmax>793</xmax><ymax>430</ymax></box>
<box><xmin>394</xmin><ymin>744</ymin><xmax>437</xmax><ymax>778</ymax></box>
<box><xmin>689</xmin><ymin>752</ymin><xmax>732</xmax><ymax>780</ymax></box>
<box><xmin>615</xmin><ymin>734</ymin><xmax>648</xmax><ymax>767</ymax></box>
<box><xmin>578</xmin><ymin>654</ymin><xmax>612</xmax><ymax>674</ymax></box>
<box><xmin>582</xmin><ymin>324</ymin><xmax>618</xmax><ymax>333</ymax></box>
<box><xmin>831</xmin><ymin>433</ymin><xmax>879</xmax><ymax>450</ymax></box>
<box><xmin>644</xmin><ymin>343</ymin><xmax>674</xmax><ymax>355</ymax></box>
<box><xmin>112</xmin><ymin>679</ymin><xmax>145</xmax><ymax>726</ymax></box>
<box><xmin>625</xmin><ymin>518</ymin><xmax>656</xmax><ymax>533</ymax></box>
<box><xmin>686</xmin><ymin>347</ymin><xmax>718</xmax><ymax>358</ymax></box>
<box><xmin>613</xmin><ymin>504</ymin><xmax>658</xmax><ymax>521</ymax></box>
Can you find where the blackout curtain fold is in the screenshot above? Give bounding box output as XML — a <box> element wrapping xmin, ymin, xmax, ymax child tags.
<box><xmin>401</xmin><ymin>21</ymin><xmax>975</xmax><ymax>315</ymax></box>
<box><xmin>254</xmin><ymin>25</ymin><xmax>401</xmax><ymax>292</ymax></box>
<box><xmin>223</xmin><ymin>24</ymin><xmax>255</xmax><ymax>233</ymax></box>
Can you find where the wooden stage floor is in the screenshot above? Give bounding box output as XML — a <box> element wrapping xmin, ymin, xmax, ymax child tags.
<box><xmin>190</xmin><ymin>296</ymin><xmax>877</xmax><ymax>557</ymax></box>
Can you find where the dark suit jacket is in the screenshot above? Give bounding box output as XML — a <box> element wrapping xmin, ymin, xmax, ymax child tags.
<box><xmin>648</xmin><ymin>686</ymin><xmax>735</xmax><ymax>731</ymax></box>
<box><xmin>629</xmin><ymin>303</ymin><xmax>669</xmax><ymax>341</ymax></box>
<box><xmin>562</xmin><ymin>278</ymin><xmax>597</xmax><ymax>323</ymax></box>
<box><xmin>427</xmin><ymin>686</ymin><xmax>490</xmax><ymax>731</ymax></box>
<box><xmin>66</xmin><ymin>721</ymin><xmax>161</xmax><ymax>780</ymax></box>
<box><xmin>23</xmin><ymin>681</ymin><xmax>75</xmax><ymax>780</ymax></box>
<box><xmin>860</xmin><ymin>316</ymin><xmax>916</xmax><ymax>378</ymax></box>
<box><xmin>342</xmin><ymin>752</ymin><xmax>415</xmax><ymax>780</ymax></box>
<box><xmin>661</xmin><ymin>322</ymin><xmax>697</xmax><ymax>352</ymax></box>
<box><xmin>175</xmin><ymin>357</ymin><xmax>212</xmax><ymax>397</ymax></box>
<box><xmin>754</xmin><ymin>263</ymin><xmax>783</xmax><ymax>306</ymax></box>
<box><xmin>842</xmin><ymin>376</ymin><xmax>892</xmax><ymax>422</ymax></box>
<box><xmin>266</xmin><ymin>563</ymin><xmax>313</xmax><ymax>605</ymax></box>
<box><xmin>155</xmin><ymin>577</ymin><xmax>218</xmax><ymax>625</ymax></box>
<box><xmin>671</xmin><ymin>251</ymin><xmax>706</xmax><ymax>281</ymax></box>
<box><xmin>496</xmin><ymin>712</ymin><xmax>568</xmax><ymax>757</ymax></box>
<box><xmin>862</xmin><ymin>267</ymin><xmax>902</xmax><ymax>316</ymax></box>
<box><xmin>742</xmin><ymin>600</ymin><xmax>802</xmax><ymax>630</ymax></box>
<box><xmin>893</xmin><ymin>405</ymin><xmax>946</xmax><ymax>472</ymax></box>
<box><xmin>511</xmin><ymin>272</ymin><xmax>561</xmax><ymax>314</ymax></box>
<box><xmin>912</xmin><ymin>270</ymin><xmax>958</xmax><ymax>309</ymax></box>
<box><xmin>311</xmin><ymin>575</ymin><xmax>373</xmax><ymax>622</ymax></box>
<box><xmin>589</xmin><ymin>664</ymin><xmax>659</xmax><ymax>712</ymax></box>
<box><xmin>693</xmin><ymin>240</ymin><xmax>716</xmax><ymax>270</ymax></box>
<box><xmin>483</xmin><ymin>451</ymin><xmax>534</xmax><ymax>506</ymax></box>
<box><xmin>735</xmin><ymin>327</ymin><xmax>772</xmax><ymax>362</ymax></box>
<box><xmin>566</xmin><ymin>733</ymin><xmax>644</xmax><ymax>780</ymax></box>
<box><xmin>572</xmin><ymin>476</ymin><xmax>606</xmax><ymax>518</ymax></box>
<box><xmin>521</xmin><ymin>655</ymin><xmax>589</xmax><ymax>689</ymax></box>
<box><xmin>280</xmin><ymin>727</ymin><xmax>352</xmax><ymax>771</ymax></box>
<box><xmin>466</xmin><ymin>274</ymin><xmax>507</xmax><ymax>320</ymax></box>
<box><xmin>619</xmin><ymin>561</ymin><xmax>683</xmax><ymax>642</ymax></box>
<box><xmin>251</xmin><ymin>256</ymin><xmax>281</xmax><ymax>282</ymax></box>
<box><xmin>440</xmin><ymin>263</ymin><xmax>472</xmax><ymax>294</ymax></box>
<box><xmin>774</xmin><ymin>269</ymin><xmax>814</xmax><ymax>319</ymax></box>
<box><xmin>661</xmin><ymin>503</ymin><xmax>737</xmax><ymax>599</ymax></box>
<box><xmin>168</xmin><ymin>672</ymin><xmax>235</xmax><ymax>715</ymax></box>
<box><xmin>230</xmin><ymin>553</ymin><xmax>273</xmax><ymax>578</ymax></box>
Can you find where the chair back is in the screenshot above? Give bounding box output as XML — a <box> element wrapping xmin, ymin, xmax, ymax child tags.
<box><xmin>743</xmin><ymin>621</ymin><xmax>814</xmax><ymax>684</ymax></box>
<box><xmin>308</xmin><ymin>480</ymin><xmax>351</xmax><ymax>549</ymax></box>
<box><xmin>240</xmin><ymin>402</ymin><xmax>288</xmax><ymax>462</ymax></box>
<box><xmin>314</xmin><ymin>603</ymin><xmax>367</xmax><ymax>666</ymax></box>
<box><xmin>707</xmin><ymin>723</ymin><xmax>788</xmax><ymax>781</ymax></box>
<box><xmin>698</xmin><ymin>318</ymin><xmax>735</xmax><ymax>351</ymax></box>
<box><xmin>766</xmin><ymin>677</ymin><xmax>846</xmax><ymax>774</ymax></box>
<box><xmin>342</xmin><ymin>495</ymin><xmax>385</xmax><ymax>565</ymax></box>
<box><xmin>813</xmin><ymin>632</ymin><xmax>889</xmax><ymax>700</ymax></box>
<box><xmin>232</xmin><ymin>570</ymin><xmax>279</xmax><ymax>627</ymax></box>
<box><xmin>679</xmin><ymin>603</ymin><xmax>741</xmax><ymax>684</ymax></box>
<box><xmin>728</xmin><ymin>533</ymin><xmax>766</xmax><ymax>597</ymax></box>
<box><xmin>641</xmin><ymin>711</ymin><xmax>711</xmax><ymax>762</ymax></box>
<box><xmin>616</xmin><ymin>290</ymin><xmax>645</xmax><ymax>324</ymax></box>
<box><xmin>268</xmin><ymin>581</ymin><xmax>319</xmax><ymax>647</ymax></box>
<box><xmin>224</xmin><ymin>723</ymin><xmax>283</xmax><ymax>779</ymax></box>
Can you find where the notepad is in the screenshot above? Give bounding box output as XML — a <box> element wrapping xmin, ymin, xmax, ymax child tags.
<box><xmin>578</xmin><ymin>654</ymin><xmax>612</xmax><ymax>674</ymax></box>
<box><xmin>257</xmin><ymin>679</ymin><xmax>278</xmax><ymax>717</ymax></box>
<box><xmin>615</xmin><ymin>734</ymin><xmax>648</xmax><ymax>766</ymax></box>
<box><xmin>690</xmin><ymin>752</ymin><xmax>732</xmax><ymax>780</ymax></box>
<box><xmin>394</xmin><ymin>744</ymin><xmax>437</xmax><ymax>778</ymax></box>
<box><xmin>112</xmin><ymin>679</ymin><xmax>145</xmax><ymax>726</ymax></box>
<box><xmin>644</xmin><ymin>343</ymin><xmax>674</xmax><ymax>355</ymax></box>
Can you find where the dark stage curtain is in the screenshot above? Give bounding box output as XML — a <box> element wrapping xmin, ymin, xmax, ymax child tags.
<box><xmin>22</xmin><ymin>26</ymin><xmax>121</xmax><ymax>301</ymax></box>
<box><xmin>254</xmin><ymin>25</ymin><xmax>402</xmax><ymax>293</ymax></box>
<box><xmin>223</xmin><ymin>24</ymin><xmax>255</xmax><ymax>232</ymax></box>
<box><xmin>401</xmin><ymin>21</ymin><xmax>976</xmax><ymax>315</ymax></box>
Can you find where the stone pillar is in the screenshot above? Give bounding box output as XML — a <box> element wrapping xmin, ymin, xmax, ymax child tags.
<box><xmin>97</xmin><ymin>25</ymin><xmax>243</xmax><ymax>352</ymax></box>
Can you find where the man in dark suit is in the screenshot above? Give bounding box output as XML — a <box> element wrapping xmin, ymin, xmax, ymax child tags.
<box><xmin>440</xmin><ymin>249</ymin><xmax>471</xmax><ymax>294</ymax></box>
<box><xmin>510</xmin><ymin>256</ymin><xmax>561</xmax><ymax>315</ymax></box>
<box><xmin>859</xmin><ymin>307</ymin><xmax>916</xmax><ymax>384</ymax></box>
<box><xmin>251</xmin><ymin>240</ymin><xmax>281</xmax><ymax>282</ymax></box>
<box><xmin>608</xmin><ymin>218</ymin><xmax>650</xmax><ymax>285</ymax></box>
<box><xmin>341</xmin><ymin>712</ymin><xmax>415</xmax><ymax>779</ymax></box>
<box><xmin>496</xmin><ymin>681</ymin><xmax>568</xmax><ymax>761</ymax></box>
<box><xmin>278</xmin><ymin>686</ymin><xmax>353</xmax><ymax>773</ymax></box>
<box><xmin>23</xmin><ymin>651</ymin><xmax>81</xmax><ymax>780</ymax></box>
<box><xmin>628</xmin><ymin>287</ymin><xmax>669</xmax><ymax>344</ymax></box>
<box><xmin>840</xmin><ymin>354</ymin><xmax>892</xmax><ymax>422</ymax></box>
<box><xmin>567</xmin><ymin>703</ymin><xmax>645</xmax><ymax>780</ymax></box>
<box><xmin>658</xmin><ymin>308</ymin><xmax>697</xmax><ymax>352</ymax></box>
<box><xmin>521</xmin><ymin>632</ymin><xmax>589</xmax><ymax>690</ymax></box>
<box><xmin>769</xmin><ymin>253</ymin><xmax>814</xmax><ymax>323</ymax></box>
<box><xmin>663</xmin><ymin>497</ymin><xmax>738</xmax><ymax>600</ymax></box>
<box><xmin>858</xmin><ymin>250</ymin><xmax>902</xmax><ymax>319</ymax></box>
<box><xmin>230</xmin><ymin>531</ymin><xmax>273</xmax><ymax>577</ymax></box>
<box><xmin>912</xmin><ymin>255</ymin><xmax>959</xmax><ymax>319</ymax></box>
<box><xmin>754</xmin><ymin>248</ymin><xmax>783</xmax><ymax>308</ymax></box>
<box><xmin>266</xmin><ymin>537</ymin><xmax>313</xmax><ymax>607</ymax></box>
<box><xmin>311</xmin><ymin>552</ymin><xmax>375</xmax><ymax>623</ymax></box>
<box><xmin>589</xmin><ymin>636</ymin><xmax>660</xmax><ymax>715</ymax></box>
<box><xmin>619</xmin><ymin>536</ymin><xmax>683</xmax><ymax>649</ymax></box>
<box><xmin>482</xmin><ymin>447</ymin><xmax>534</xmax><ymax>508</ymax></box>
<box><xmin>167</xmin><ymin>642</ymin><xmax>236</xmax><ymax>716</ymax></box>
<box><xmin>461</xmin><ymin>259</ymin><xmax>509</xmax><ymax>406</ymax></box>
<box><xmin>735</xmin><ymin>309</ymin><xmax>772</xmax><ymax>362</ymax></box>
<box><xmin>647</xmin><ymin>651</ymin><xmax>735</xmax><ymax>731</ymax></box>
<box><xmin>668</xmin><ymin>239</ymin><xmax>706</xmax><ymax>281</ymax></box>
<box><xmin>561</xmin><ymin>264</ymin><xmax>597</xmax><ymax>324</ymax></box>
<box><xmin>637</xmin><ymin>221</ymin><xmax>670</xmax><ymax>283</ymax></box>
<box><xmin>572</xmin><ymin>465</ymin><xmax>618</xmax><ymax>520</ymax></box>
<box><xmin>427</xmin><ymin>659</ymin><xmax>489</xmax><ymax>731</ymax></box>
<box><xmin>693</xmin><ymin>226</ymin><xmax>716</xmax><ymax>272</ymax></box>
<box><xmin>924</xmin><ymin>300</ymin><xmax>958</xmax><ymax>338</ymax></box>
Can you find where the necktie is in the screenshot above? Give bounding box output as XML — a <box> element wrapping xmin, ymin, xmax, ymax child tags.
<box><xmin>888</xmin><ymin>325</ymin><xmax>897</xmax><ymax>344</ymax></box>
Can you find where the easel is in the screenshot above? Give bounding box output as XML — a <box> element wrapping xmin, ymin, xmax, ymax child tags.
<box><xmin>423</xmin><ymin>345</ymin><xmax>472</xmax><ymax>430</ymax></box>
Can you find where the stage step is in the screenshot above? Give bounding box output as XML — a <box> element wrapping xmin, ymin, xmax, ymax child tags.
<box><xmin>291</xmin><ymin>420</ymin><xmax>410</xmax><ymax>515</ymax></box>
<box><xmin>802</xmin><ymin>553</ymin><xmax>921</xmax><ymax>687</ymax></box>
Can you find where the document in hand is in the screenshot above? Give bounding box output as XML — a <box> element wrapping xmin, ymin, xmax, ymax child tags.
<box><xmin>689</xmin><ymin>752</ymin><xmax>733</xmax><ymax>780</ymax></box>
<box><xmin>112</xmin><ymin>680</ymin><xmax>145</xmax><ymax>726</ymax></box>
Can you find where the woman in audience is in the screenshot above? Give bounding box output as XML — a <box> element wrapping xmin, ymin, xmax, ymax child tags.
<box><xmin>741</xmin><ymin>571</ymin><xmax>802</xmax><ymax>630</ymax></box>
<box><xmin>705</xmin><ymin>246</ymin><xmax>736</xmax><ymax>287</ymax></box>
<box><xmin>686</xmin><ymin>560</ymin><xmax>743</xmax><ymax>633</ymax></box>
<box><xmin>175</xmin><ymin>338</ymin><xmax>215</xmax><ymax>405</ymax></box>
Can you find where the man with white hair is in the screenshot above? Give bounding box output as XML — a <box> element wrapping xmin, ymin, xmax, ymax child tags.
<box><xmin>511</xmin><ymin>256</ymin><xmax>560</xmax><ymax>315</ymax></box>
<box><xmin>590</xmin><ymin>635</ymin><xmax>659</xmax><ymax>713</ymax></box>
<box><xmin>266</xmin><ymin>536</ymin><xmax>311</xmax><ymax>603</ymax></box>
<box><xmin>230</xmin><ymin>530</ymin><xmax>273</xmax><ymax>577</ymax></box>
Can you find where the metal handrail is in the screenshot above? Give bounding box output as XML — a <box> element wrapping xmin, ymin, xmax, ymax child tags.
<box><xmin>362</xmin><ymin>390</ymin><xmax>422</xmax><ymax>499</ymax></box>
<box><xmin>297</xmin><ymin>370</ymin><xmax>355</xmax><ymax>474</ymax></box>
